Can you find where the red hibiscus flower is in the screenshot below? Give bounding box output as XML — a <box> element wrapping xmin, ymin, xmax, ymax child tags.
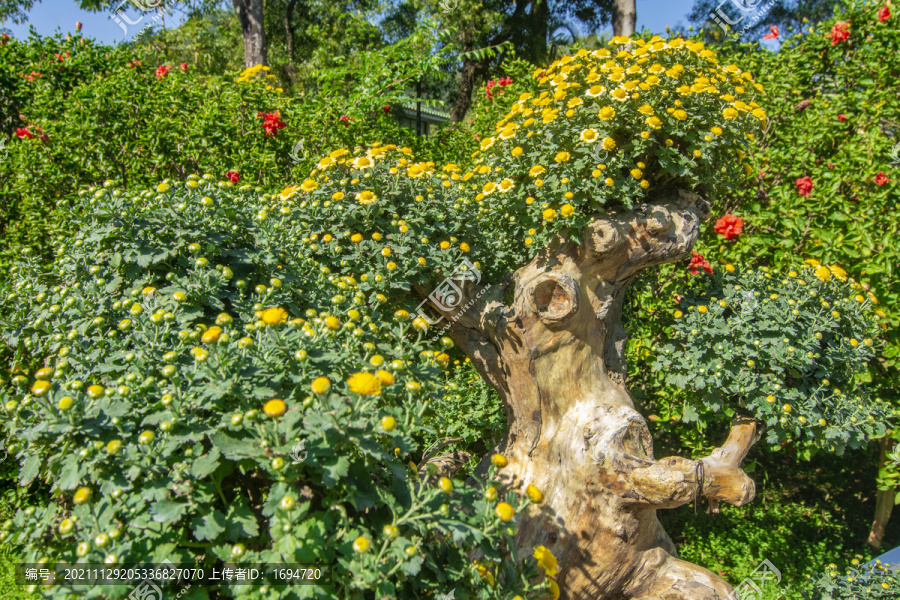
<box><xmin>179</xmin><ymin>62</ymin><xmax>188</xmax><ymax>71</ymax></box>
<box><xmin>383</xmin><ymin>105</ymin><xmax>391</xmax><ymax>113</ymax></box>
<box><xmin>256</xmin><ymin>110</ymin><xmax>286</xmax><ymax>137</ymax></box>
<box><xmin>225</xmin><ymin>171</ymin><xmax>240</xmax><ymax>184</ymax></box>
<box><xmin>485</xmin><ymin>77</ymin><xmax>512</xmax><ymax>101</ymax></box>
<box><xmin>795</xmin><ymin>176</ymin><xmax>814</xmax><ymax>198</ymax></box>
<box><xmin>714</xmin><ymin>214</ymin><xmax>744</xmax><ymax>241</ymax></box>
<box><xmin>762</xmin><ymin>25</ymin><xmax>779</xmax><ymax>40</ymax></box>
<box><xmin>155</xmin><ymin>65</ymin><xmax>173</xmax><ymax>79</ymax></box>
<box><xmin>15</xmin><ymin>127</ymin><xmax>33</xmax><ymax>139</ymax></box>
<box><xmin>875</xmin><ymin>172</ymin><xmax>891</xmax><ymax>186</ymax></box>
<box><xmin>837</xmin><ymin>114</ymin><xmax>847</xmax><ymax>122</ymax></box>
<box><xmin>878</xmin><ymin>3</ymin><xmax>891</xmax><ymax>22</ymax></box>
<box><xmin>688</xmin><ymin>251</ymin><xmax>713</xmax><ymax>275</ymax></box>
<box><xmin>485</xmin><ymin>80</ymin><xmax>498</xmax><ymax>100</ymax></box>
<box><xmin>830</xmin><ymin>22</ymin><xmax>850</xmax><ymax>45</ymax></box>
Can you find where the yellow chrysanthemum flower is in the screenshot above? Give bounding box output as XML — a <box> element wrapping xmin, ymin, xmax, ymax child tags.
<box><xmin>356</xmin><ymin>190</ymin><xmax>377</xmax><ymax>205</ymax></box>
<box><xmin>347</xmin><ymin>372</ymin><xmax>382</xmax><ymax>396</ymax></box>
<box><xmin>598</xmin><ymin>106</ymin><xmax>616</xmax><ymax>120</ymax></box>
<box><xmin>261</xmin><ymin>307</ymin><xmax>288</xmax><ymax>325</ymax></box>
<box><xmin>533</xmin><ymin>546</ymin><xmax>559</xmax><ymax>577</ymax></box>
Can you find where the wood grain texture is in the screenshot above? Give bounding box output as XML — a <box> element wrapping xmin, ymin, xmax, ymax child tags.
<box><xmin>420</xmin><ymin>191</ymin><xmax>761</xmax><ymax>599</ymax></box>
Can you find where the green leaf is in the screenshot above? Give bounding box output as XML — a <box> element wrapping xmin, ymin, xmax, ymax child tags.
<box><xmin>191</xmin><ymin>510</ymin><xmax>226</xmax><ymax>541</ymax></box>
<box><xmin>150</xmin><ymin>499</ymin><xmax>188</xmax><ymax>523</ymax></box>
<box><xmin>191</xmin><ymin>447</ymin><xmax>221</xmax><ymax>479</ymax></box>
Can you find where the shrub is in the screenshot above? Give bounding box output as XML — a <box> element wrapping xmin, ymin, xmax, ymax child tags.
<box><xmin>0</xmin><ymin>27</ymin><xmax>459</xmax><ymax>282</ymax></box>
<box><xmin>0</xmin><ymin>179</ymin><xmax>544</xmax><ymax>599</ymax></box>
<box><xmin>0</xmin><ymin>35</ymin><xmax>772</xmax><ymax>598</ymax></box>
<box><xmin>652</xmin><ymin>262</ymin><xmax>887</xmax><ymax>451</ymax></box>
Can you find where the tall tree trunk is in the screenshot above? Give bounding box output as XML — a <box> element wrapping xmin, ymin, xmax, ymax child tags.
<box><xmin>420</xmin><ymin>190</ymin><xmax>760</xmax><ymax>599</ymax></box>
<box><xmin>613</xmin><ymin>0</ymin><xmax>637</xmax><ymax>37</ymax></box>
<box><xmin>867</xmin><ymin>436</ymin><xmax>896</xmax><ymax>549</ymax></box>
<box><xmin>232</xmin><ymin>0</ymin><xmax>268</xmax><ymax>68</ymax></box>
<box><xmin>449</xmin><ymin>58</ymin><xmax>485</xmax><ymax>125</ymax></box>
<box><xmin>529</xmin><ymin>0</ymin><xmax>550</xmax><ymax>64</ymax></box>
<box><xmin>283</xmin><ymin>0</ymin><xmax>298</xmax><ymax>85</ymax></box>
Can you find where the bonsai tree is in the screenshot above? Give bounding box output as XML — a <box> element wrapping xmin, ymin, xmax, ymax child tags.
<box><xmin>0</xmin><ymin>35</ymin><xmax>883</xmax><ymax>599</ymax></box>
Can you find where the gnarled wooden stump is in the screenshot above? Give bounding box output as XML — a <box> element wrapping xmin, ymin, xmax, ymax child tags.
<box><xmin>425</xmin><ymin>191</ymin><xmax>761</xmax><ymax>599</ymax></box>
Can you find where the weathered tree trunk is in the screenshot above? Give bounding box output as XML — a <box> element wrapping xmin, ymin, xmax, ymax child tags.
<box><xmin>613</xmin><ymin>0</ymin><xmax>637</xmax><ymax>37</ymax></box>
<box><xmin>232</xmin><ymin>0</ymin><xmax>268</xmax><ymax>68</ymax></box>
<box><xmin>449</xmin><ymin>58</ymin><xmax>486</xmax><ymax>125</ymax></box>
<box><xmin>867</xmin><ymin>436</ymin><xmax>895</xmax><ymax>549</ymax></box>
<box><xmin>423</xmin><ymin>191</ymin><xmax>760</xmax><ymax>599</ymax></box>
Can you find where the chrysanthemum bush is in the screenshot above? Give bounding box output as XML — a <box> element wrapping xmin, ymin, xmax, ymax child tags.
<box><xmin>799</xmin><ymin>560</ymin><xmax>899</xmax><ymax>599</ymax></box>
<box><xmin>0</xmin><ymin>27</ymin><xmax>455</xmax><ymax>283</ymax></box>
<box><xmin>0</xmin><ymin>36</ymin><xmax>775</xmax><ymax>599</ymax></box>
<box><xmin>466</xmin><ymin>36</ymin><xmax>765</xmax><ymax>250</ymax></box>
<box><xmin>0</xmin><ymin>180</ymin><xmax>548</xmax><ymax>599</ymax></box>
<box><xmin>650</xmin><ymin>262</ymin><xmax>888</xmax><ymax>452</ymax></box>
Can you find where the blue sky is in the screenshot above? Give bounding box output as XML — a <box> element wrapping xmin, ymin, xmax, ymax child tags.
<box><xmin>1</xmin><ymin>0</ymin><xmax>698</xmax><ymax>45</ymax></box>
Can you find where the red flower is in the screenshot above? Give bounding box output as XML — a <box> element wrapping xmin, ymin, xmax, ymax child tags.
<box><xmin>830</xmin><ymin>22</ymin><xmax>850</xmax><ymax>45</ymax></box>
<box><xmin>155</xmin><ymin>65</ymin><xmax>173</xmax><ymax>79</ymax></box>
<box><xmin>795</xmin><ymin>176</ymin><xmax>814</xmax><ymax>198</ymax></box>
<box><xmin>383</xmin><ymin>105</ymin><xmax>391</xmax><ymax>113</ymax></box>
<box><xmin>15</xmin><ymin>127</ymin><xmax>33</xmax><ymax>139</ymax></box>
<box><xmin>837</xmin><ymin>114</ymin><xmax>847</xmax><ymax>122</ymax></box>
<box><xmin>762</xmin><ymin>25</ymin><xmax>779</xmax><ymax>40</ymax></box>
<box><xmin>485</xmin><ymin>80</ymin><xmax>497</xmax><ymax>100</ymax></box>
<box><xmin>498</xmin><ymin>76</ymin><xmax>513</xmax><ymax>86</ymax></box>
<box><xmin>225</xmin><ymin>171</ymin><xmax>240</xmax><ymax>184</ymax></box>
<box><xmin>179</xmin><ymin>62</ymin><xmax>188</xmax><ymax>71</ymax></box>
<box><xmin>256</xmin><ymin>110</ymin><xmax>286</xmax><ymax>137</ymax></box>
<box><xmin>714</xmin><ymin>214</ymin><xmax>744</xmax><ymax>241</ymax></box>
<box><xmin>878</xmin><ymin>3</ymin><xmax>891</xmax><ymax>22</ymax></box>
<box><xmin>875</xmin><ymin>172</ymin><xmax>891</xmax><ymax>186</ymax></box>
<box><xmin>339</xmin><ymin>115</ymin><xmax>350</xmax><ymax>122</ymax></box>
<box><xmin>688</xmin><ymin>251</ymin><xmax>713</xmax><ymax>275</ymax></box>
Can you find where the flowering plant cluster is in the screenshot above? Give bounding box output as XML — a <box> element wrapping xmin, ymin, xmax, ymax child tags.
<box><xmin>0</xmin><ymin>178</ymin><xmax>549</xmax><ymax>599</ymax></box>
<box><xmin>652</xmin><ymin>262</ymin><xmax>887</xmax><ymax>451</ymax></box>
<box><xmin>462</xmin><ymin>36</ymin><xmax>765</xmax><ymax>255</ymax></box>
<box><xmin>799</xmin><ymin>560</ymin><xmax>898</xmax><ymax>599</ymax></box>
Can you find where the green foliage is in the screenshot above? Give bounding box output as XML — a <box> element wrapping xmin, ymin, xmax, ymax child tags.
<box><xmin>0</xmin><ymin>29</ymin><xmax>458</xmax><ymax>282</ymax></box>
<box><xmin>652</xmin><ymin>263</ymin><xmax>887</xmax><ymax>451</ymax></box>
<box><xmin>434</xmin><ymin>360</ymin><xmax>505</xmax><ymax>453</ymax></box>
<box><xmin>0</xmin><ymin>180</ymin><xmax>545</xmax><ymax>599</ymax></box>
<box><xmin>626</xmin><ymin>0</ymin><xmax>900</xmax><ymax>460</ymax></box>
<box><xmin>800</xmin><ymin>562</ymin><xmax>900</xmax><ymax>599</ymax></box>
